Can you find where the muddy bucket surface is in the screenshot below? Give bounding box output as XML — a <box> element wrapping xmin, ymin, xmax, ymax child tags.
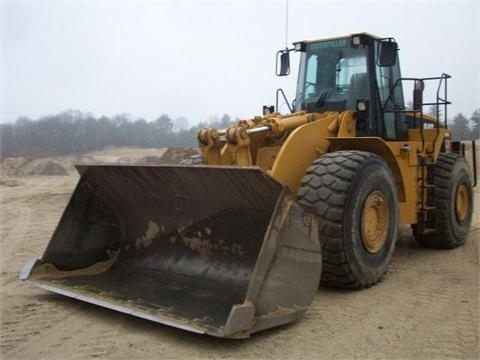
<box><xmin>21</xmin><ymin>165</ymin><xmax>321</xmax><ymax>338</ymax></box>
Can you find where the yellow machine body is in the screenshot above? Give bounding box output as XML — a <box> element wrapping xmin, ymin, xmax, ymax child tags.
<box><xmin>197</xmin><ymin>110</ymin><xmax>447</xmax><ymax>225</ymax></box>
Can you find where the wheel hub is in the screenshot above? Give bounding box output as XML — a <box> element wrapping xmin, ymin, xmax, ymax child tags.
<box><xmin>455</xmin><ymin>183</ymin><xmax>469</xmax><ymax>222</ymax></box>
<box><xmin>361</xmin><ymin>191</ymin><xmax>389</xmax><ymax>253</ymax></box>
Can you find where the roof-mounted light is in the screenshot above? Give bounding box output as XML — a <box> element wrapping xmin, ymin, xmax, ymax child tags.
<box><xmin>352</xmin><ymin>36</ymin><xmax>361</xmax><ymax>46</ymax></box>
<box><xmin>294</xmin><ymin>42</ymin><xmax>304</xmax><ymax>51</ymax></box>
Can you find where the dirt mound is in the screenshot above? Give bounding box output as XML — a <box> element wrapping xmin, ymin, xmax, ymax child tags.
<box><xmin>135</xmin><ymin>155</ymin><xmax>164</xmax><ymax>166</ymax></box>
<box><xmin>1</xmin><ymin>157</ymin><xmax>28</xmax><ymax>176</ymax></box>
<box><xmin>159</xmin><ymin>147</ymin><xmax>199</xmax><ymax>164</ymax></box>
<box><xmin>88</xmin><ymin>146</ymin><xmax>167</xmax><ymax>157</ymax></box>
<box><xmin>75</xmin><ymin>155</ymin><xmax>139</xmax><ymax>165</ymax></box>
<box><xmin>1</xmin><ymin>147</ymin><xmax>199</xmax><ymax>176</ymax></box>
<box><xmin>21</xmin><ymin>159</ymin><xmax>68</xmax><ymax>176</ymax></box>
<box><xmin>135</xmin><ymin>148</ymin><xmax>199</xmax><ymax>165</ymax></box>
<box><xmin>116</xmin><ymin>156</ymin><xmax>138</xmax><ymax>164</ymax></box>
<box><xmin>74</xmin><ymin>155</ymin><xmax>102</xmax><ymax>165</ymax></box>
<box><xmin>0</xmin><ymin>178</ymin><xmax>22</xmax><ymax>187</ymax></box>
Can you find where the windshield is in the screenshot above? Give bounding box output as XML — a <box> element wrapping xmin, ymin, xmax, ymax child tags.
<box><xmin>295</xmin><ymin>39</ymin><xmax>370</xmax><ymax>113</ymax></box>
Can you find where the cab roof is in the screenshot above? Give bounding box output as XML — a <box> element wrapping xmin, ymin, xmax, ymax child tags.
<box><xmin>293</xmin><ymin>32</ymin><xmax>381</xmax><ymax>46</ymax></box>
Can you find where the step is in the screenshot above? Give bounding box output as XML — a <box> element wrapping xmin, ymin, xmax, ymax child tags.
<box><xmin>420</xmin><ymin>184</ymin><xmax>436</xmax><ymax>189</ymax></box>
<box><xmin>418</xmin><ymin>155</ymin><xmax>435</xmax><ymax>165</ymax></box>
<box><xmin>421</xmin><ymin>228</ymin><xmax>436</xmax><ymax>236</ymax></box>
<box><xmin>418</xmin><ymin>160</ymin><xmax>436</xmax><ymax>166</ymax></box>
<box><xmin>417</xmin><ymin>205</ymin><xmax>436</xmax><ymax>212</ymax></box>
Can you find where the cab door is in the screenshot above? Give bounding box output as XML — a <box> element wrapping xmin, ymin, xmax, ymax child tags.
<box><xmin>374</xmin><ymin>40</ymin><xmax>408</xmax><ymax>140</ymax></box>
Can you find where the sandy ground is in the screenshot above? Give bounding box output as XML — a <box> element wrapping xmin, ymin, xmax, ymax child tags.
<box><xmin>0</xmin><ymin>173</ymin><xmax>479</xmax><ymax>359</ymax></box>
<box><xmin>49</xmin><ymin>147</ymin><xmax>170</xmax><ymax>174</ymax></box>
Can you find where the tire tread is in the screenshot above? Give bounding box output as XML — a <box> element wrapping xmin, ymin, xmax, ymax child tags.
<box><xmin>415</xmin><ymin>152</ymin><xmax>473</xmax><ymax>249</ymax></box>
<box><xmin>298</xmin><ymin>150</ymin><xmax>393</xmax><ymax>289</ymax></box>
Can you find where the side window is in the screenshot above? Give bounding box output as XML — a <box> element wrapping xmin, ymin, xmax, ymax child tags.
<box><xmin>335</xmin><ymin>59</ymin><xmax>347</xmax><ymax>93</ymax></box>
<box><xmin>335</xmin><ymin>56</ymin><xmax>367</xmax><ymax>93</ymax></box>
<box><xmin>375</xmin><ymin>43</ymin><xmax>408</xmax><ymax>140</ymax></box>
<box><xmin>376</xmin><ymin>66</ymin><xmax>396</xmax><ymax>139</ymax></box>
<box><xmin>376</xmin><ymin>66</ymin><xmax>390</xmax><ymax>104</ymax></box>
<box><xmin>383</xmin><ymin>113</ymin><xmax>397</xmax><ymax>139</ymax></box>
<box><xmin>375</xmin><ymin>41</ymin><xmax>406</xmax><ymax>140</ymax></box>
<box><xmin>339</xmin><ymin>56</ymin><xmax>369</xmax><ymax>111</ymax></box>
<box><xmin>305</xmin><ymin>55</ymin><xmax>318</xmax><ymax>98</ymax></box>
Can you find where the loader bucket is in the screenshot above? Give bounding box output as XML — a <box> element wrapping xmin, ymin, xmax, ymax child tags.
<box><xmin>20</xmin><ymin>165</ymin><xmax>321</xmax><ymax>338</ymax></box>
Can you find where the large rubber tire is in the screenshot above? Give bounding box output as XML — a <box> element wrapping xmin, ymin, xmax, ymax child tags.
<box><xmin>180</xmin><ymin>154</ymin><xmax>204</xmax><ymax>165</ymax></box>
<box><xmin>298</xmin><ymin>151</ymin><xmax>399</xmax><ymax>289</ymax></box>
<box><xmin>414</xmin><ymin>153</ymin><xmax>473</xmax><ymax>249</ymax></box>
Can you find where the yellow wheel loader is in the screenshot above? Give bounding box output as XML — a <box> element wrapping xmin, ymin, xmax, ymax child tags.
<box><xmin>21</xmin><ymin>33</ymin><xmax>476</xmax><ymax>338</ymax></box>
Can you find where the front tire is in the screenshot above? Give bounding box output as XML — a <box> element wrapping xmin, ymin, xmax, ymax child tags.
<box><xmin>298</xmin><ymin>151</ymin><xmax>399</xmax><ymax>289</ymax></box>
<box><xmin>414</xmin><ymin>153</ymin><xmax>473</xmax><ymax>249</ymax></box>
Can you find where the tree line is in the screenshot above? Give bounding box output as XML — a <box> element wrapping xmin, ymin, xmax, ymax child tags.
<box><xmin>412</xmin><ymin>105</ymin><xmax>479</xmax><ymax>141</ymax></box>
<box><xmin>0</xmin><ymin>111</ymin><xmax>236</xmax><ymax>160</ymax></box>
<box><xmin>0</xmin><ymin>108</ymin><xmax>478</xmax><ymax>161</ymax></box>
<box><xmin>450</xmin><ymin>110</ymin><xmax>479</xmax><ymax>141</ymax></box>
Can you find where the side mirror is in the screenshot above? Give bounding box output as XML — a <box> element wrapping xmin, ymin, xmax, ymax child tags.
<box><xmin>378</xmin><ymin>39</ymin><xmax>398</xmax><ymax>67</ymax></box>
<box><xmin>276</xmin><ymin>50</ymin><xmax>290</xmax><ymax>76</ymax></box>
<box><xmin>413</xmin><ymin>80</ymin><xmax>425</xmax><ymax>111</ymax></box>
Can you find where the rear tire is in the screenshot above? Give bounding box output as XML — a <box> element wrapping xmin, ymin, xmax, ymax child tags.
<box><xmin>298</xmin><ymin>151</ymin><xmax>399</xmax><ymax>289</ymax></box>
<box><xmin>413</xmin><ymin>153</ymin><xmax>473</xmax><ymax>249</ymax></box>
<box><xmin>180</xmin><ymin>154</ymin><xmax>204</xmax><ymax>165</ymax></box>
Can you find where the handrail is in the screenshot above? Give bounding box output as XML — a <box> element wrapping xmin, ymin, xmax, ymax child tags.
<box><xmin>276</xmin><ymin>88</ymin><xmax>293</xmax><ymax>113</ymax></box>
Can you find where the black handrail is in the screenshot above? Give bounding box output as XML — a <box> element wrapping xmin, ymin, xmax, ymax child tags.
<box><xmin>473</xmin><ymin>140</ymin><xmax>478</xmax><ymax>187</ymax></box>
<box><xmin>381</xmin><ymin>74</ymin><xmax>451</xmax><ymax>154</ymax></box>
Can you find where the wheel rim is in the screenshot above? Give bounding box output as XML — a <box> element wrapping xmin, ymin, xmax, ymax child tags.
<box><xmin>455</xmin><ymin>183</ymin><xmax>469</xmax><ymax>222</ymax></box>
<box><xmin>361</xmin><ymin>191</ymin><xmax>389</xmax><ymax>253</ymax></box>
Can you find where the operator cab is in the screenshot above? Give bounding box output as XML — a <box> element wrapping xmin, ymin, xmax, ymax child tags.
<box><xmin>291</xmin><ymin>33</ymin><xmax>407</xmax><ymax>140</ymax></box>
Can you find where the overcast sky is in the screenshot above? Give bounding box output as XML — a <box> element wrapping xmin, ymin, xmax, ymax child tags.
<box><xmin>1</xmin><ymin>0</ymin><xmax>479</xmax><ymax>125</ymax></box>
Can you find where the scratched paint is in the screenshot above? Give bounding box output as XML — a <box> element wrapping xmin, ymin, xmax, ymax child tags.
<box><xmin>135</xmin><ymin>221</ymin><xmax>160</xmax><ymax>249</ymax></box>
<box><xmin>182</xmin><ymin>236</ymin><xmax>212</xmax><ymax>259</ymax></box>
<box><xmin>30</xmin><ymin>250</ymin><xmax>119</xmax><ymax>279</ymax></box>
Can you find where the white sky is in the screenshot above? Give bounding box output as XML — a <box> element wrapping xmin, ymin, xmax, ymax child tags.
<box><xmin>1</xmin><ymin>0</ymin><xmax>479</xmax><ymax>125</ymax></box>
